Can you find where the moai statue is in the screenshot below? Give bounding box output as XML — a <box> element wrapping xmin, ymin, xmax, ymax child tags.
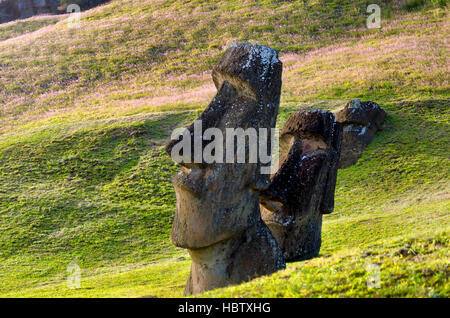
<box><xmin>334</xmin><ymin>100</ymin><xmax>386</xmax><ymax>168</ymax></box>
<box><xmin>260</xmin><ymin>110</ymin><xmax>342</xmax><ymax>261</ymax></box>
<box><xmin>166</xmin><ymin>43</ymin><xmax>285</xmax><ymax>295</ymax></box>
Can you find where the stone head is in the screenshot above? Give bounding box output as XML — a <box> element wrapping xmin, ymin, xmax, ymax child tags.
<box><xmin>260</xmin><ymin>110</ymin><xmax>342</xmax><ymax>260</ymax></box>
<box><xmin>166</xmin><ymin>43</ymin><xmax>282</xmax><ymax>249</ymax></box>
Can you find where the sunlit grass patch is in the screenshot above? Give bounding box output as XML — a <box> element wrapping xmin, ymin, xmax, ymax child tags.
<box><xmin>203</xmin><ymin>232</ymin><xmax>449</xmax><ymax>298</ymax></box>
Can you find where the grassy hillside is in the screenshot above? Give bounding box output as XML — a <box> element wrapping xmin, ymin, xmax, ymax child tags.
<box><xmin>0</xmin><ymin>0</ymin><xmax>448</xmax><ymax>297</ymax></box>
<box><xmin>0</xmin><ymin>15</ymin><xmax>63</xmax><ymax>42</ymax></box>
<box><xmin>1</xmin><ymin>0</ymin><xmax>448</xmax><ymax>134</ymax></box>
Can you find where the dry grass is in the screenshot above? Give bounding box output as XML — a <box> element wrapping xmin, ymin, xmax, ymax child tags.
<box><xmin>282</xmin><ymin>15</ymin><xmax>449</xmax><ymax>102</ymax></box>
<box><xmin>1</xmin><ymin>0</ymin><xmax>448</xmax><ymax>136</ymax></box>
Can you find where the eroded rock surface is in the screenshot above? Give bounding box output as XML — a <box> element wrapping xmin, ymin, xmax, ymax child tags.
<box><xmin>166</xmin><ymin>42</ymin><xmax>285</xmax><ymax>295</ymax></box>
<box><xmin>260</xmin><ymin>110</ymin><xmax>342</xmax><ymax>261</ymax></box>
<box><xmin>334</xmin><ymin>100</ymin><xmax>386</xmax><ymax>168</ymax></box>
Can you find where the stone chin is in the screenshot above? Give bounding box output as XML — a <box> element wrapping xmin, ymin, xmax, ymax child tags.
<box><xmin>170</xmin><ymin>166</ymin><xmax>260</xmax><ymax>250</ymax></box>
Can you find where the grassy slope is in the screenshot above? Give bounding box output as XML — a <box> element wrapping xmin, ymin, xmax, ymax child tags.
<box><xmin>0</xmin><ymin>0</ymin><xmax>449</xmax><ymax>297</ymax></box>
<box><xmin>0</xmin><ymin>15</ymin><xmax>63</xmax><ymax>42</ymax></box>
<box><xmin>2</xmin><ymin>0</ymin><xmax>448</xmax><ymax>134</ymax></box>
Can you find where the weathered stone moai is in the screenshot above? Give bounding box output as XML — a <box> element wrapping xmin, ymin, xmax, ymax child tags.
<box><xmin>166</xmin><ymin>43</ymin><xmax>285</xmax><ymax>295</ymax></box>
<box><xmin>260</xmin><ymin>110</ymin><xmax>342</xmax><ymax>261</ymax></box>
<box><xmin>334</xmin><ymin>100</ymin><xmax>386</xmax><ymax>168</ymax></box>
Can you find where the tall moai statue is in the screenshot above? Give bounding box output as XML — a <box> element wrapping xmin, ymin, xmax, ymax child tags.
<box><xmin>260</xmin><ymin>110</ymin><xmax>342</xmax><ymax>261</ymax></box>
<box><xmin>166</xmin><ymin>43</ymin><xmax>285</xmax><ymax>295</ymax></box>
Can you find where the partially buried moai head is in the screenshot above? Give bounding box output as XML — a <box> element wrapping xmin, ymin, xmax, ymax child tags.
<box><xmin>166</xmin><ymin>43</ymin><xmax>286</xmax><ymax>295</ymax></box>
<box><xmin>260</xmin><ymin>110</ymin><xmax>342</xmax><ymax>261</ymax></box>
<box><xmin>166</xmin><ymin>42</ymin><xmax>283</xmax><ymax>249</ymax></box>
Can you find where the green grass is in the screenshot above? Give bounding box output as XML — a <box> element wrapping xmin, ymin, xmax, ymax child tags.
<box><xmin>204</xmin><ymin>231</ymin><xmax>449</xmax><ymax>298</ymax></box>
<box><xmin>0</xmin><ymin>16</ymin><xmax>62</xmax><ymax>42</ymax></box>
<box><xmin>4</xmin><ymin>231</ymin><xmax>448</xmax><ymax>298</ymax></box>
<box><xmin>0</xmin><ymin>110</ymin><xmax>200</xmax><ymax>294</ymax></box>
<box><xmin>0</xmin><ymin>0</ymin><xmax>448</xmax><ymax>297</ymax></box>
<box><xmin>3</xmin><ymin>259</ymin><xmax>191</xmax><ymax>298</ymax></box>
